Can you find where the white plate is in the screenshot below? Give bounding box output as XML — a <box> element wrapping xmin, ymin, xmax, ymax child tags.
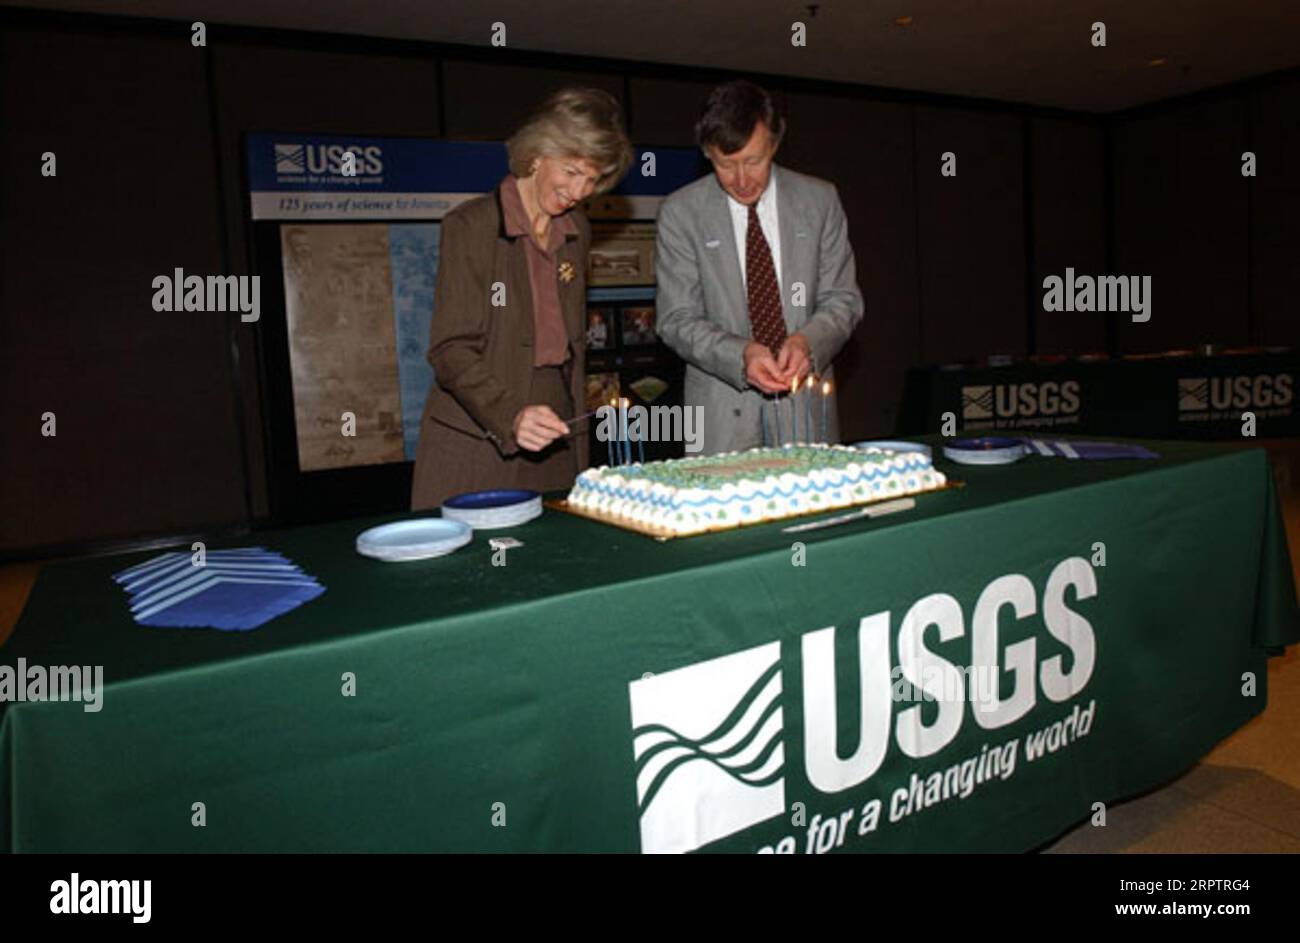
<box><xmin>356</xmin><ymin>518</ymin><xmax>473</xmax><ymax>562</ymax></box>
<box><xmin>942</xmin><ymin>441</ymin><xmax>1028</xmax><ymax>465</ymax></box>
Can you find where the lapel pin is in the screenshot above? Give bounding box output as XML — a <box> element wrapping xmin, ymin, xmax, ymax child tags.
<box><xmin>558</xmin><ymin>260</ymin><xmax>576</xmax><ymax>283</ymax></box>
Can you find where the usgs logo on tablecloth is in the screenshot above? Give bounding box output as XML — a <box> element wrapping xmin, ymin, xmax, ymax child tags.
<box><xmin>628</xmin><ymin>556</ymin><xmax>1098</xmax><ymax>854</ymax></box>
<box><xmin>961</xmin><ymin>381</ymin><xmax>1081</xmax><ymax>428</ymax></box>
<box><xmin>1178</xmin><ymin>374</ymin><xmax>1293</xmax><ymax>418</ymax></box>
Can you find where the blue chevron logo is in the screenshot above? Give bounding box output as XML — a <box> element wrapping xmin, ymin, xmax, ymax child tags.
<box><xmin>113</xmin><ymin>548</ymin><xmax>324</xmax><ymax>631</ymax></box>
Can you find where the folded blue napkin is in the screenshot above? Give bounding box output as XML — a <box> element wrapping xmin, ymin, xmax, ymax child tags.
<box><xmin>112</xmin><ymin>547</ymin><xmax>324</xmax><ymax>631</ymax></box>
<box><xmin>1022</xmin><ymin>438</ymin><xmax>1160</xmax><ymax>460</ymax></box>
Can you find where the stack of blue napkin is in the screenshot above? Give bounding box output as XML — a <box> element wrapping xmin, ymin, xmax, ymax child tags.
<box><xmin>1022</xmin><ymin>438</ymin><xmax>1160</xmax><ymax>460</ymax></box>
<box><xmin>111</xmin><ymin>547</ymin><xmax>325</xmax><ymax>631</ymax></box>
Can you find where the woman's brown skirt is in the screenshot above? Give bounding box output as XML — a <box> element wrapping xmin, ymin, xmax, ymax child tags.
<box><xmin>410</xmin><ymin>365</ymin><xmax>578</xmax><ymax>511</ymax></box>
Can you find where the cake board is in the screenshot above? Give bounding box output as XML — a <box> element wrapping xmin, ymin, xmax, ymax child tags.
<box><xmin>544</xmin><ymin>479</ymin><xmax>964</xmax><ymax>541</ymax></box>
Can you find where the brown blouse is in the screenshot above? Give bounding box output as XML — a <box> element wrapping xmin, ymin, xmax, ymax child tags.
<box><xmin>499</xmin><ymin>175</ymin><xmax>576</xmax><ymax>367</ymax></box>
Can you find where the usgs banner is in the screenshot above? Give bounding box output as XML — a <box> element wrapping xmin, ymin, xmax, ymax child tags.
<box><xmin>1174</xmin><ymin>367</ymin><xmax>1294</xmax><ymax>434</ymax></box>
<box><xmin>957</xmin><ymin>377</ymin><xmax>1085</xmax><ymax>432</ymax></box>
<box><xmin>911</xmin><ymin>350</ymin><xmax>1298</xmax><ymax>440</ymax></box>
<box><xmin>246</xmin><ymin>133</ymin><xmax>703</xmax><ymax>221</ymax></box>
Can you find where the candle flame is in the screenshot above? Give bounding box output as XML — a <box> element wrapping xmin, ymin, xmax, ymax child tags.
<box><xmin>790</xmin><ymin>376</ymin><xmax>798</xmax><ymax>395</ymax></box>
<box><xmin>822</xmin><ymin>380</ymin><xmax>831</xmax><ymax>395</ymax></box>
<box><xmin>805</xmin><ymin>375</ymin><xmax>815</xmax><ymax>390</ymax></box>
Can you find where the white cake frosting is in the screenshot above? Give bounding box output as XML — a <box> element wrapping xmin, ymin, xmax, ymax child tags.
<box><xmin>567</xmin><ymin>444</ymin><xmax>947</xmax><ymax>536</ymax></box>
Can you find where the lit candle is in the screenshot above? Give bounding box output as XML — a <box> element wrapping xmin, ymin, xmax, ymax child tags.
<box><xmin>821</xmin><ymin>380</ymin><xmax>831</xmax><ymax>443</ymax></box>
<box><xmin>805</xmin><ymin>375</ymin><xmax>815</xmax><ymax>444</ymax></box>
<box><xmin>760</xmin><ymin>398</ymin><xmax>768</xmax><ymax>447</ymax></box>
<box><xmin>790</xmin><ymin>376</ymin><xmax>799</xmax><ymax>444</ymax></box>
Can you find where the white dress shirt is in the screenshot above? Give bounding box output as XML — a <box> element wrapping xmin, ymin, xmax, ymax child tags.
<box><xmin>725</xmin><ymin>171</ymin><xmax>782</xmax><ymax>294</ymax></box>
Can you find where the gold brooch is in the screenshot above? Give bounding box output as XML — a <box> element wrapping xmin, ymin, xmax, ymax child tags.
<box><xmin>558</xmin><ymin>260</ymin><xmax>576</xmax><ymax>283</ymax></box>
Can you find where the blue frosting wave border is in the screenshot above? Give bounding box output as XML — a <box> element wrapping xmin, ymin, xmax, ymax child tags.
<box><xmin>574</xmin><ymin>455</ymin><xmax>933</xmax><ymax>511</ymax></box>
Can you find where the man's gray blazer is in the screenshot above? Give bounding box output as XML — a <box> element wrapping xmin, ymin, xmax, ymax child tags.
<box><xmin>655</xmin><ymin>164</ymin><xmax>864</xmax><ymax>454</ymax></box>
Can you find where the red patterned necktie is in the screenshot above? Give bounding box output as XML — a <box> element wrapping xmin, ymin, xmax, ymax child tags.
<box><xmin>745</xmin><ymin>203</ymin><xmax>787</xmax><ymax>357</ymax></box>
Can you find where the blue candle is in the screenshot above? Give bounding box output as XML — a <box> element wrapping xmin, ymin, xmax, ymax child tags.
<box><xmin>804</xmin><ymin>376</ymin><xmax>814</xmax><ymax>443</ymax></box>
<box><xmin>821</xmin><ymin>380</ymin><xmax>830</xmax><ymax>443</ymax></box>
<box><xmin>790</xmin><ymin>377</ymin><xmax>799</xmax><ymax>443</ymax></box>
<box><xmin>620</xmin><ymin>398</ymin><xmax>630</xmax><ymax>466</ymax></box>
<box><xmin>605</xmin><ymin>401</ymin><xmax>615</xmax><ymax>466</ymax></box>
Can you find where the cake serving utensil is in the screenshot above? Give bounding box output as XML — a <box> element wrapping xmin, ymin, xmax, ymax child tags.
<box><xmin>781</xmin><ymin>497</ymin><xmax>916</xmax><ymax>533</ymax></box>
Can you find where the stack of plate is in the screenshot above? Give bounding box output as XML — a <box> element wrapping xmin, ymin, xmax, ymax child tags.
<box><xmin>942</xmin><ymin>436</ymin><xmax>1028</xmax><ymax>465</ymax></box>
<box><xmin>355</xmin><ymin>519</ymin><xmax>473</xmax><ymax>562</ymax></box>
<box><xmin>441</xmin><ymin>489</ymin><xmax>543</xmax><ymax>530</ymax></box>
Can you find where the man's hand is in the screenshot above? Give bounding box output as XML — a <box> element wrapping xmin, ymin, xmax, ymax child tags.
<box><xmin>512</xmin><ymin>404</ymin><xmax>569</xmax><ymax>451</ymax></box>
<box><xmin>744</xmin><ymin>342</ymin><xmax>790</xmax><ymax>394</ymax></box>
<box><xmin>776</xmin><ymin>333</ymin><xmax>813</xmax><ymax>386</ymax></box>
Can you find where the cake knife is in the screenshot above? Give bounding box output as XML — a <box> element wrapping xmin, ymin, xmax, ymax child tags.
<box><xmin>781</xmin><ymin>497</ymin><xmax>916</xmax><ymax>533</ymax></box>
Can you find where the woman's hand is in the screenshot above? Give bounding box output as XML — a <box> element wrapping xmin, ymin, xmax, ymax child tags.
<box><xmin>512</xmin><ymin>405</ymin><xmax>570</xmax><ymax>452</ymax></box>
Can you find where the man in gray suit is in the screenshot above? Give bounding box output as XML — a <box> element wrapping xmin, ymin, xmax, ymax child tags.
<box><xmin>656</xmin><ymin>80</ymin><xmax>864</xmax><ymax>454</ymax></box>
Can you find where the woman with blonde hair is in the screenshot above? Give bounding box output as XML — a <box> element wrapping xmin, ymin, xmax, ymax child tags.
<box><xmin>411</xmin><ymin>88</ymin><xmax>633</xmax><ymax>509</ymax></box>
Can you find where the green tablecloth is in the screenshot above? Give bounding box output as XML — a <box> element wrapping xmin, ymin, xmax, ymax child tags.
<box><xmin>3</xmin><ymin>437</ymin><xmax>1297</xmax><ymax>852</ymax></box>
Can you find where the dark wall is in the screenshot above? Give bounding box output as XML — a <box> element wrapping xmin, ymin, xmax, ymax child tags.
<box><xmin>1112</xmin><ymin>97</ymin><xmax>1251</xmax><ymax>352</ymax></box>
<box><xmin>913</xmin><ymin>107</ymin><xmax>1028</xmax><ymax>365</ymax></box>
<box><xmin>1250</xmin><ymin>76</ymin><xmax>1300</xmax><ymax>347</ymax></box>
<box><xmin>442</xmin><ymin>61</ymin><xmax>623</xmax><ymax>138</ymax></box>
<box><xmin>1031</xmin><ymin>118</ymin><xmax>1108</xmax><ymax>355</ymax></box>
<box><xmin>627</xmin><ymin>77</ymin><xmax>716</xmax><ymax>146</ymax></box>
<box><xmin>0</xmin><ymin>25</ymin><xmax>245</xmax><ymax>552</ymax></box>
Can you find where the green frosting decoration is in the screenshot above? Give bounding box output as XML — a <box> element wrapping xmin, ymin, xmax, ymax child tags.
<box><xmin>610</xmin><ymin>446</ymin><xmax>901</xmax><ymax>488</ymax></box>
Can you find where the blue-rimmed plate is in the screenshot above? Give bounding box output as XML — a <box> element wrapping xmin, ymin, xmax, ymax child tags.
<box><xmin>441</xmin><ymin>489</ymin><xmax>542</xmax><ymax>530</ymax></box>
<box><xmin>851</xmin><ymin>440</ymin><xmax>933</xmax><ymax>459</ymax></box>
<box><xmin>942</xmin><ymin>436</ymin><xmax>1028</xmax><ymax>465</ymax></box>
<box><xmin>356</xmin><ymin>518</ymin><xmax>473</xmax><ymax>561</ymax></box>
